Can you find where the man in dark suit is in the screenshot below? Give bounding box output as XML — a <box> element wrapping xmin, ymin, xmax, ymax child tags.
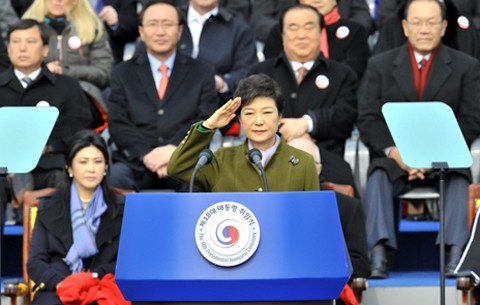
<box><xmin>250</xmin><ymin>4</ymin><xmax>359</xmax><ymax>190</ymax></box>
<box><xmin>178</xmin><ymin>0</ymin><xmax>257</xmax><ymax>103</ymax></box>
<box><xmin>0</xmin><ymin>19</ymin><xmax>93</xmax><ymax>190</ymax></box>
<box><xmin>358</xmin><ymin>0</ymin><xmax>480</xmax><ymax>279</ymax></box>
<box><xmin>262</xmin><ymin>0</ymin><xmax>370</xmax><ymax>79</ymax></box>
<box><xmin>374</xmin><ymin>0</ymin><xmax>480</xmax><ymax>60</ymax></box>
<box><xmin>107</xmin><ymin>0</ymin><xmax>218</xmax><ymax>192</ymax></box>
<box><xmin>250</xmin><ymin>0</ymin><xmax>374</xmax><ymax>43</ymax></box>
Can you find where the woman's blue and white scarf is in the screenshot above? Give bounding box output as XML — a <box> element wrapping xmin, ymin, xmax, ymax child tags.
<box><xmin>64</xmin><ymin>182</ymin><xmax>107</xmax><ymax>273</ymax></box>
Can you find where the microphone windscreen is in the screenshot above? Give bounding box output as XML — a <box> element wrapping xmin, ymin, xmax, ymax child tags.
<box><xmin>248</xmin><ymin>148</ymin><xmax>262</xmax><ymax>164</ymax></box>
<box><xmin>199</xmin><ymin>148</ymin><xmax>213</xmax><ymax>164</ymax></box>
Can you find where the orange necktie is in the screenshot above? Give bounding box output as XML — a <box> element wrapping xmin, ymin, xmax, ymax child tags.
<box><xmin>297</xmin><ymin>66</ymin><xmax>307</xmax><ymax>84</ymax></box>
<box><xmin>158</xmin><ymin>63</ymin><xmax>169</xmax><ymax>100</ymax></box>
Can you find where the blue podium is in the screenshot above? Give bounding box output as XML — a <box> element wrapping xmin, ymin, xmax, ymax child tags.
<box><xmin>116</xmin><ymin>191</ymin><xmax>351</xmax><ymax>304</ymax></box>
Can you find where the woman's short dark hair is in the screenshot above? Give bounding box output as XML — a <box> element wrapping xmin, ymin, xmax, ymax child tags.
<box><xmin>7</xmin><ymin>19</ymin><xmax>49</xmax><ymax>45</ymax></box>
<box><xmin>234</xmin><ymin>74</ymin><xmax>285</xmax><ymax>116</ymax></box>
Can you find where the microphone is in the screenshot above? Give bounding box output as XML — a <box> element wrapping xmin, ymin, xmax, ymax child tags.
<box><xmin>248</xmin><ymin>148</ymin><xmax>269</xmax><ymax>192</ymax></box>
<box><xmin>189</xmin><ymin>149</ymin><xmax>214</xmax><ymax>192</ymax></box>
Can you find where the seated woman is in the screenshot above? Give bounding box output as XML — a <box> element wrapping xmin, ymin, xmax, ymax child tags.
<box><xmin>167</xmin><ymin>73</ymin><xmax>319</xmax><ymax>192</ymax></box>
<box><xmin>23</xmin><ymin>0</ymin><xmax>114</xmax><ymax>129</ymax></box>
<box><xmin>27</xmin><ymin>130</ymin><xmax>124</xmax><ymax>305</ymax></box>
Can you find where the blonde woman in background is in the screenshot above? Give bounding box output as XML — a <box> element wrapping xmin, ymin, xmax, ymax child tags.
<box><xmin>23</xmin><ymin>0</ymin><xmax>113</xmax><ymax>90</ymax></box>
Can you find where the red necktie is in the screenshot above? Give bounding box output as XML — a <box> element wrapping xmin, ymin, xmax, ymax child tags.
<box><xmin>158</xmin><ymin>63</ymin><xmax>169</xmax><ymax>100</ymax></box>
<box><xmin>297</xmin><ymin>66</ymin><xmax>307</xmax><ymax>84</ymax></box>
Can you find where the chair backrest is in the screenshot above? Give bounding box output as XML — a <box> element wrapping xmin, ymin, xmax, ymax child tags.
<box><xmin>22</xmin><ymin>188</ymin><xmax>55</xmax><ymax>304</ymax></box>
<box><xmin>467</xmin><ymin>184</ymin><xmax>480</xmax><ymax>231</ymax></box>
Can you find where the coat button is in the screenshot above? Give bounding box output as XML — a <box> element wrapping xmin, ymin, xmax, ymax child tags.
<box><xmin>157</xmin><ymin>109</ymin><xmax>165</xmax><ymax>115</ymax></box>
<box><xmin>290</xmin><ymin>92</ymin><xmax>296</xmax><ymax>99</ymax></box>
<box><xmin>158</xmin><ymin>136</ymin><xmax>164</xmax><ymax>142</ymax></box>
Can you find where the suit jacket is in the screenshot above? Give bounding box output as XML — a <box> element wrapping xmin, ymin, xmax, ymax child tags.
<box><xmin>107</xmin><ymin>50</ymin><xmax>218</xmax><ymax>172</ymax></box>
<box><xmin>178</xmin><ymin>7</ymin><xmax>258</xmax><ymax>98</ymax></box>
<box><xmin>250</xmin><ymin>53</ymin><xmax>358</xmax><ymax>156</ymax></box>
<box><xmin>263</xmin><ymin>18</ymin><xmax>370</xmax><ymax>78</ymax></box>
<box><xmin>358</xmin><ymin>43</ymin><xmax>480</xmax><ymax>180</ymax></box>
<box><xmin>28</xmin><ymin>191</ymin><xmax>123</xmax><ymax>295</ymax></box>
<box><xmin>168</xmin><ymin>123</ymin><xmax>320</xmax><ymax>192</ymax></box>
<box><xmin>250</xmin><ymin>0</ymin><xmax>373</xmax><ymax>42</ymax></box>
<box><xmin>0</xmin><ymin>66</ymin><xmax>93</xmax><ymax>170</ymax></box>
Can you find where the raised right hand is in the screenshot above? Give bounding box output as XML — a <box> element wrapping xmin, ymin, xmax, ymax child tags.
<box><xmin>202</xmin><ymin>97</ymin><xmax>241</xmax><ymax>129</ymax></box>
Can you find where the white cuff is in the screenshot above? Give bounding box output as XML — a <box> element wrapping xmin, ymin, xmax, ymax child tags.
<box><xmin>302</xmin><ymin>114</ymin><xmax>314</xmax><ymax>133</ymax></box>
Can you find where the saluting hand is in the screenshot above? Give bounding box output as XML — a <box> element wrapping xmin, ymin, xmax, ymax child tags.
<box><xmin>202</xmin><ymin>97</ymin><xmax>241</xmax><ymax>130</ymax></box>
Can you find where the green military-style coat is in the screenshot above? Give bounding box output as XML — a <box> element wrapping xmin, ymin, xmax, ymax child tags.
<box><xmin>168</xmin><ymin>122</ymin><xmax>320</xmax><ymax>192</ymax></box>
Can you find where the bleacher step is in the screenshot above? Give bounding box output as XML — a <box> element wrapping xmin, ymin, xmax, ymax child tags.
<box><xmin>364</xmin><ymin>272</ymin><xmax>462</xmax><ymax>305</ymax></box>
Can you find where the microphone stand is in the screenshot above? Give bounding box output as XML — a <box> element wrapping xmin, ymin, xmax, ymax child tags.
<box><xmin>258</xmin><ymin>166</ymin><xmax>269</xmax><ymax>192</ymax></box>
<box><xmin>432</xmin><ymin>161</ymin><xmax>448</xmax><ymax>305</ymax></box>
<box><xmin>189</xmin><ymin>167</ymin><xmax>201</xmax><ymax>193</ymax></box>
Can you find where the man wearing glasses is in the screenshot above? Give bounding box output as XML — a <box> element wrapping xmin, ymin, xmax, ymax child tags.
<box><xmin>358</xmin><ymin>0</ymin><xmax>480</xmax><ymax>279</ymax></box>
<box><xmin>106</xmin><ymin>0</ymin><xmax>218</xmax><ymax>192</ymax></box>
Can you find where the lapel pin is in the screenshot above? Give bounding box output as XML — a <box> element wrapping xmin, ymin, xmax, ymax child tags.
<box><xmin>289</xmin><ymin>155</ymin><xmax>299</xmax><ymax>165</ymax></box>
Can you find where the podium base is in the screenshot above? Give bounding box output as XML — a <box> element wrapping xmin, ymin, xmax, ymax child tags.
<box><xmin>132</xmin><ymin>301</ymin><xmax>334</xmax><ymax>304</ymax></box>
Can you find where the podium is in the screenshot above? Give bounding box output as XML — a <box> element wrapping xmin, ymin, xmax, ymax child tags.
<box><xmin>116</xmin><ymin>191</ymin><xmax>351</xmax><ymax>304</ymax></box>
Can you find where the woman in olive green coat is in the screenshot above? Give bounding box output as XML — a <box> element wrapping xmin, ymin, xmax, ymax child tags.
<box><xmin>167</xmin><ymin>74</ymin><xmax>319</xmax><ymax>192</ymax></box>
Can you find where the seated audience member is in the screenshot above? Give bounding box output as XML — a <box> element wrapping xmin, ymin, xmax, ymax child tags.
<box><xmin>358</xmin><ymin>0</ymin><xmax>480</xmax><ymax>279</ymax></box>
<box><xmin>27</xmin><ymin>130</ymin><xmax>125</xmax><ymax>305</ymax></box>
<box><xmin>0</xmin><ymin>0</ymin><xmax>18</xmax><ymax>72</ymax></box>
<box><xmin>93</xmin><ymin>0</ymin><xmax>139</xmax><ymax>64</ymax></box>
<box><xmin>168</xmin><ymin>74</ymin><xmax>319</xmax><ymax>192</ymax></box>
<box><xmin>263</xmin><ymin>0</ymin><xmax>370</xmax><ymax>78</ymax></box>
<box><xmin>0</xmin><ymin>0</ymin><xmax>19</xmax><ymax>39</ymax></box>
<box><xmin>106</xmin><ymin>0</ymin><xmax>218</xmax><ymax>192</ymax></box>
<box><xmin>250</xmin><ymin>0</ymin><xmax>373</xmax><ymax>43</ymax></box>
<box><xmin>0</xmin><ymin>19</ymin><xmax>92</xmax><ymax>199</ymax></box>
<box><xmin>176</xmin><ymin>0</ymin><xmax>252</xmax><ymax>21</ymax></box>
<box><xmin>22</xmin><ymin>0</ymin><xmax>114</xmax><ymax>99</ymax></box>
<box><xmin>178</xmin><ymin>0</ymin><xmax>258</xmax><ymax>103</ymax></box>
<box><xmin>287</xmin><ymin>137</ymin><xmax>370</xmax><ymax>279</ymax></box>
<box><xmin>375</xmin><ymin>0</ymin><xmax>479</xmax><ymax>30</ymax></box>
<box><xmin>374</xmin><ymin>0</ymin><xmax>480</xmax><ymax>59</ymax></box>
<box><xmin>250</xmin><ymin>4</ymin><xmax>359</xmax><ymax>193</ymax></box>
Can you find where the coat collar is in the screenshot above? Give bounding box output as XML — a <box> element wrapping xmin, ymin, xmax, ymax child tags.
<box><xmin>37</xmin><ymin>193</ymin><xmax>123</xmax><ymax>252</ymax></box>
<box><xmin>135</xmin><ymin>49</ymin><xmax>190</xmax><ymax>108</ymax></box>
<box><xmin>0</xmin><ymin>65</ymin><xmax>57</xmax><ymax>90</ymax></box>
<box><xmin>183</xmin><ymin>5</ymin><xmax>233</xmax><ymax>23</ymax></box>
<box><xmin>275</xmin><ymin>52</ymin><xmax>330</xmax><ymax>84</ymax></box>
<box><xmin>393</xmin><ymin>43</ymin><xmax>451</xmax><ymax>100</ymax></box>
